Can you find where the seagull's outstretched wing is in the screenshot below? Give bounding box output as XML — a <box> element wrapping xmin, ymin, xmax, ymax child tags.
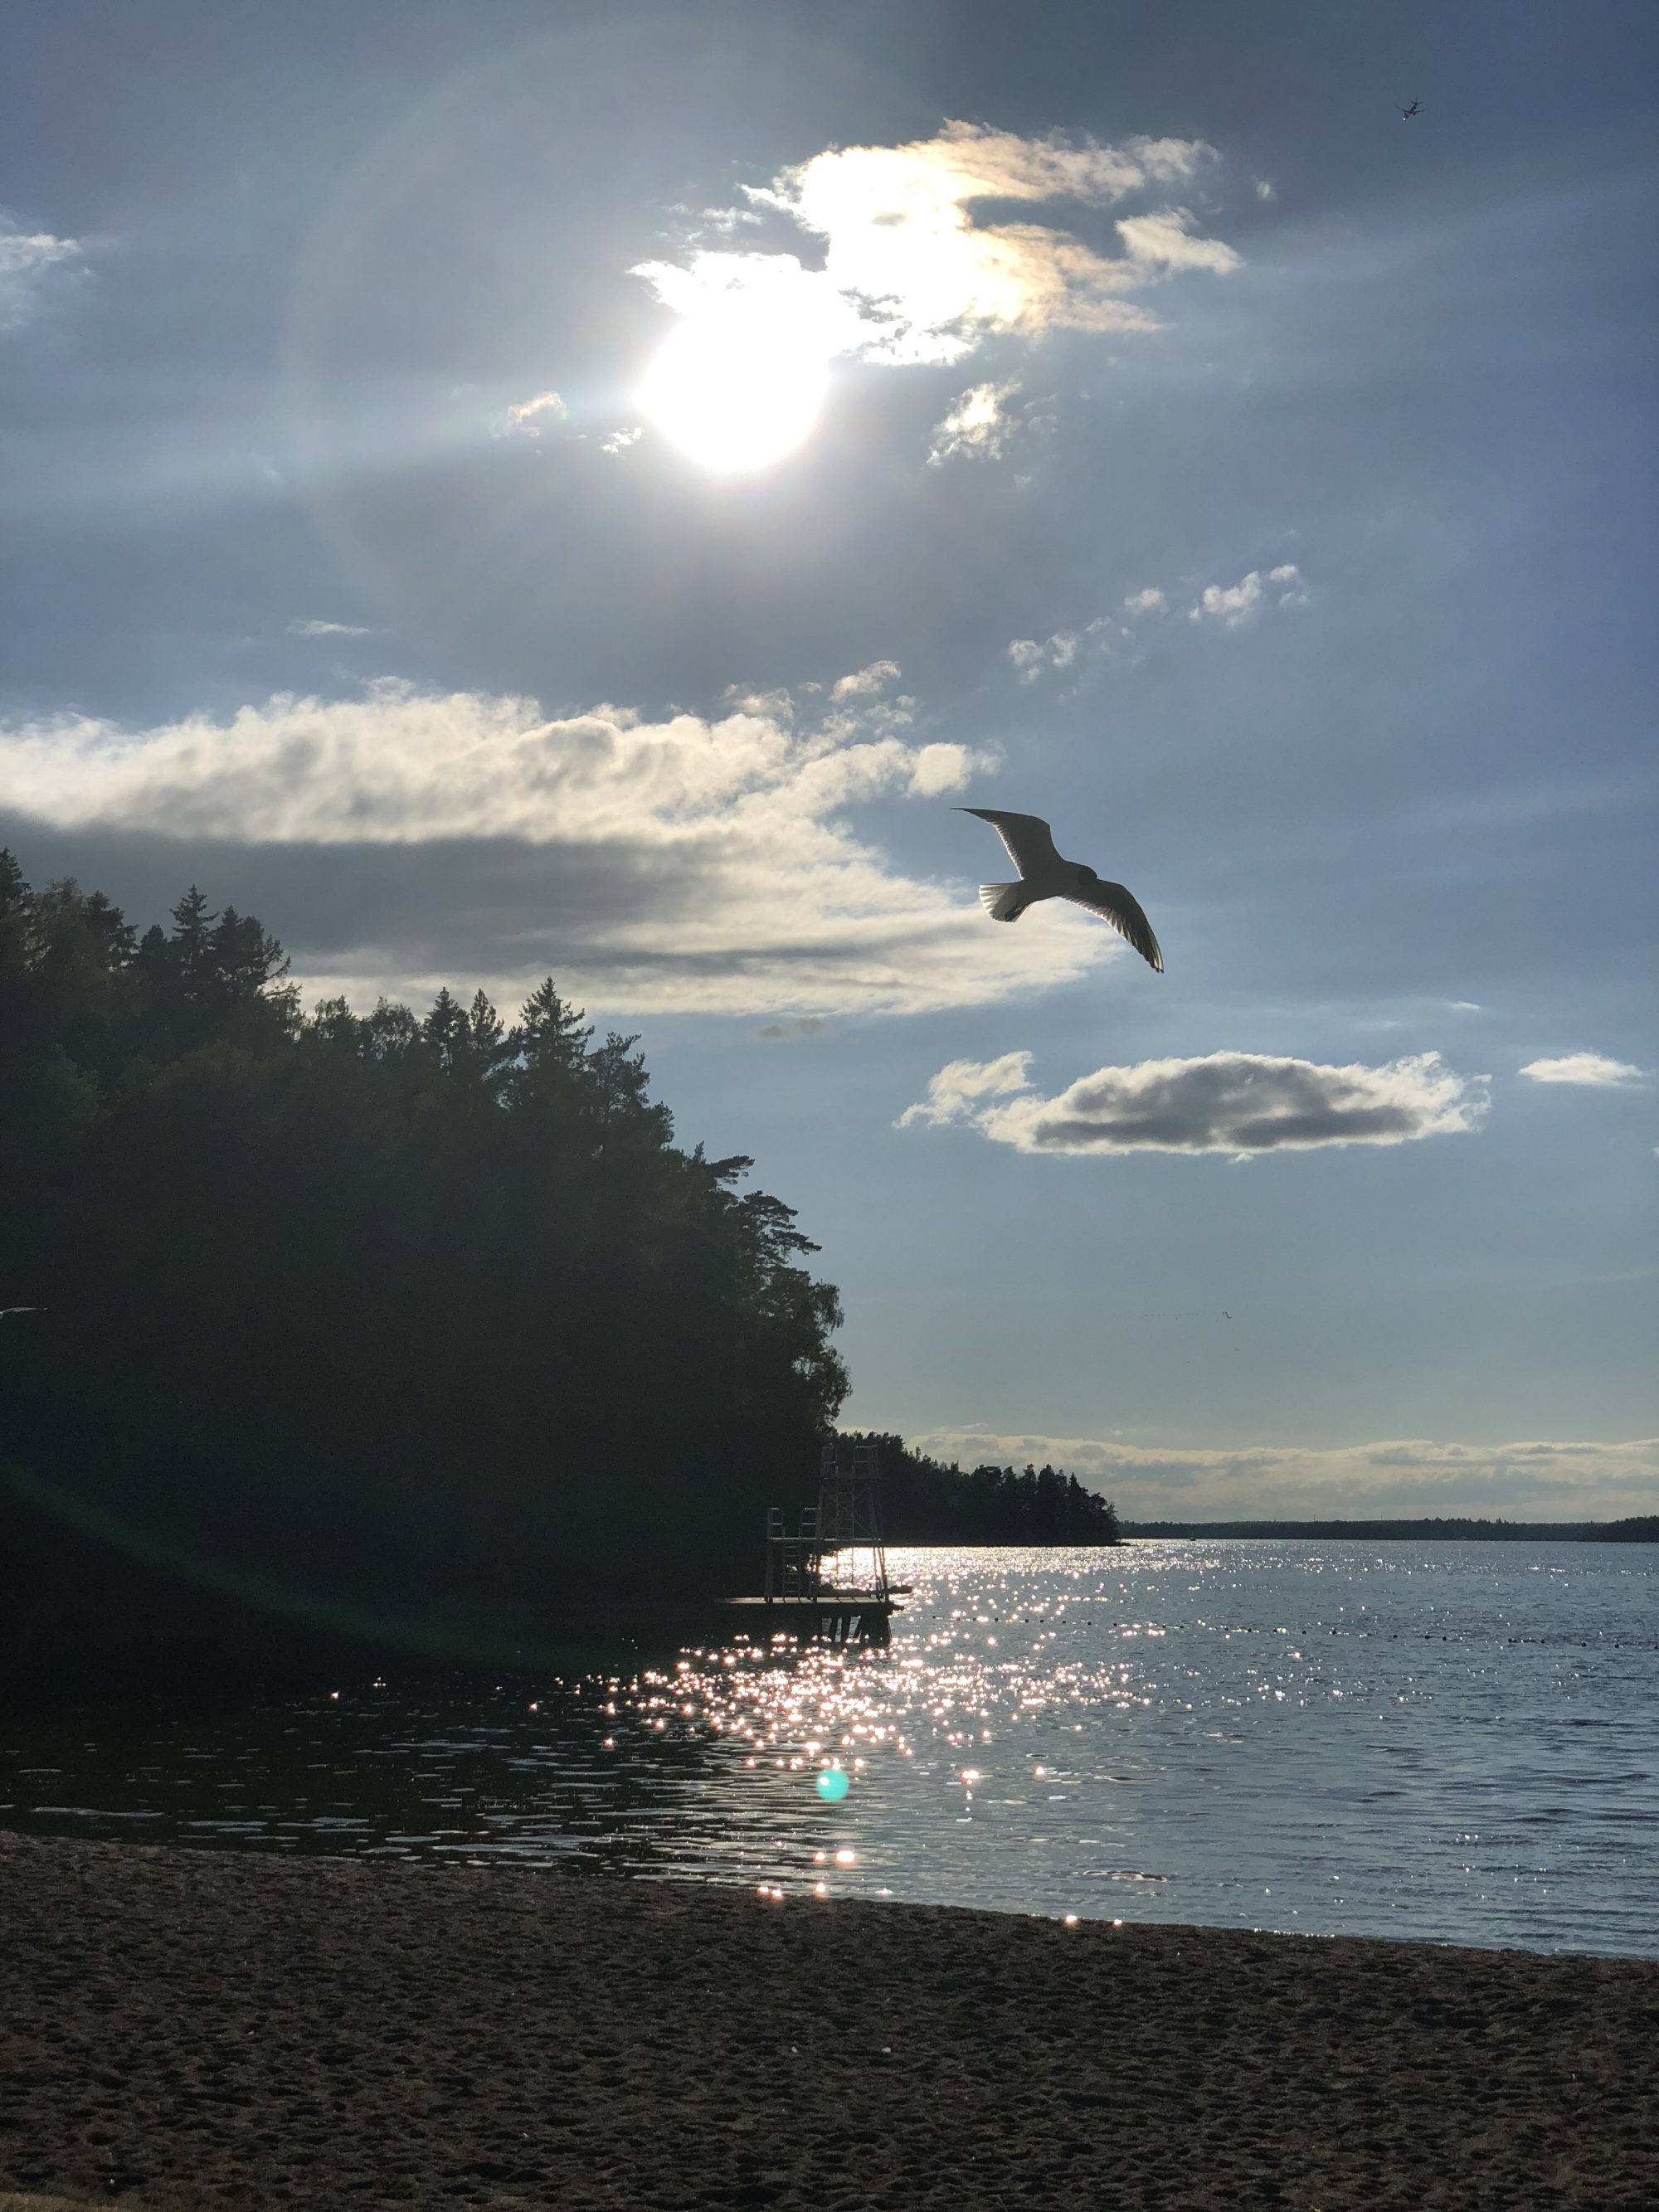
<box><xmin>956</xmin><ymin>808</ymin><xmax>1060</xmax><ymax>878</ymax></box>
<box><xmin>1064</xmin><ymin>881</ymin><xmax>1164</xmax><ymax>972</ymax></box>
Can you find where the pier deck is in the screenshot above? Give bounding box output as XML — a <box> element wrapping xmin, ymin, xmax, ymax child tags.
<box><xmin>727</xmin><ymin>1441</ymin><xmax>898</xmax><ymax>1641</ymax></box>
<box><xmin>718</xmin><ymin>1591</ymin><xmax>898</xmax><ymax>1642</ymax></box>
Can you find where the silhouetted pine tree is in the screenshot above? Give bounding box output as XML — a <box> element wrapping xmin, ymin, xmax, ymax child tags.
<box><xmin>0</xmin><ymin>854</ymin><xmax>848</xmax><ymax>1670</ymax></box>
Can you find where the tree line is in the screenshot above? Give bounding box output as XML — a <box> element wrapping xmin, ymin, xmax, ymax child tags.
<box><xmin>0</xmin><ymin>855</ymin><xmax>847</xmax><ymax>1666</ymax></box>
<box><xmin>839</xmin><ymin>1433</ymin><xmax>1121</xmax><ymax>1545</ymax></box>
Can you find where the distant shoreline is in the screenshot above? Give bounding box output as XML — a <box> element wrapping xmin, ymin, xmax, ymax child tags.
<box><xmin>1119</xmin><ymin>1516</ymin><xmax>1658</xmax><ymax>1541</ymax></box>
<box><xmin>2</xmin><ymin>1832</ymin><xmax>1654</xmax><ymax>2210</ymax></box>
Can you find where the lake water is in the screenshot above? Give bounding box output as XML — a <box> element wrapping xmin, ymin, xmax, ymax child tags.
<box><xmin>4</xmin><ymin>1541</ymin><xmax>1656</xmax><ymax>1957</ymax></box>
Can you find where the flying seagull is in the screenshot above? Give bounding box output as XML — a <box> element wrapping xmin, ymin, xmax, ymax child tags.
<box><xmin>956</xmin><ymin>808</ymin><xmax>1164</xmax><ymax>971</ymax></box>
<box><xmin>1399</xmin><ymin>98</ymin><xmax>1422</xmax><ymax>118</ymax></box>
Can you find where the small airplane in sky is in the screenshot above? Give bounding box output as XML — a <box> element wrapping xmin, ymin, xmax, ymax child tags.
<box><xmin>1399</xmin><ymin>98</ymin><xmax>1422</xmax><ymax>119</ymax></box>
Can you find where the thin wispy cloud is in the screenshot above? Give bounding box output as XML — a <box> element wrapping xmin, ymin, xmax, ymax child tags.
<box><xmin>0</xmin><ymin>213</ymin><xmax>88</xmax><ymax>332</ymax></box>
<box><xmin>1006</xmin><ymin>629</ymin><xmax>1090</xmax><ymax>682</ymax></box>
<box><xmin>0</xmin><ymin>680</ymin><xmax>1112</xmax><ymax>1018</ymax></box>
<box><xmin>1008</xmin><ymin>563</ymin><xmax>1306</xmax><ymax>684</ymax></box>
<box><xmin>830</xmin><ymin>660</ymin><xmax>902</xmax><ymax>700</ymax></box>
<box><xmin>1520</xmin><ymin>1053</ymin><xmax>1646</xmax><ymax>1087</ymax></box>
<box><xmin>494</xmin><ymin>389</ymin><xmax>567</xmax><ymax>438</ymax></box>
<box><xmin>927</xmin><ymin>381</ymin><xmax>1026</xmax><ymax>464</ymax></box>
<box><xmin>1190</xmin><ymin>563</ymin><xmax>1307</xmax><ymax>626</ymax></box>
<box><xmin>634</xmin><ymin>120</ymin><xmax>1239</xmax><ymax>374</ymax></box>
<box><xmin>904</xmin><ymin>1427</ymin><xmax>1659</xmax><ymax>1519</ymax></box>
<box><xmin>1111</xmin><ymin>207</ymin><xmax>1241</xmax><ymax>275</ymax></box>
<box><xmin>1005</xmin><ymin>584</ymin><xmax>1167</xmax><ymax>682</ymax></box>
<box><xmin>899</xmin><ymin>1048</ymin><xmax>1488</xmax><ymax>1155</ymax></box>
<box><xmin>288</xmin><ymin>619</ymin><xmax>372</xmax><ymax>639</ymax></box>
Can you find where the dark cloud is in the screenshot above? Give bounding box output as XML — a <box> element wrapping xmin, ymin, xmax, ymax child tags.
<box><xmin>1</xmin><ymin>816</ymin><xmax>700</xmax><ymax>1003</ymax></box>
<box><xmin>902</xmin><ymin>1049</ymin><xmax>1487</xmax><ymax>1155</ymax></box>
<box><xmin>0</xmin><ymin>681</ymin><xmax>1116</xmax><ymax>1015</ymax></box>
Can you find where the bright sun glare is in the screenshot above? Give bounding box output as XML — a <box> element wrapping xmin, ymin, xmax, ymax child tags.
<box><xmin>637</xmin><ymin>304</ymin><xmax>830</xmax><ymax>474</ymax></box>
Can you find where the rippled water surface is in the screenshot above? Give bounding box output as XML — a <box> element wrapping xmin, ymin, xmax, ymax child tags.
<box><xmin>5</xmin><ymin>1542</ymin><xmax>1656</xmax><ymax>1956</ymax></box>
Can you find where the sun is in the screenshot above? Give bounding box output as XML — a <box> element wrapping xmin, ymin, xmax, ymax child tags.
<box><xmin>636</xmin><ymin>303</ymin><xmax>830</xmax><ymax>474</ymax></box>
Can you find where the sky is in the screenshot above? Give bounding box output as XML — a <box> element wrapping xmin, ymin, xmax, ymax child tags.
<box><xmin>2</xmin><ymin>0</ymin><xmax>1656</xmax><ymax>1519</ymax></box>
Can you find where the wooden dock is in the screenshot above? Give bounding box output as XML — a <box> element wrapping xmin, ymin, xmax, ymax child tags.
<box><xmin>719</xmin><ymin>1443</ymin><xmax>901</xmax><ymax>1643</ymax></box>
<box><xmin>717</xmin><ymin>1590</ymin><xmax>898</xmax><ymax>1643</ymax></box>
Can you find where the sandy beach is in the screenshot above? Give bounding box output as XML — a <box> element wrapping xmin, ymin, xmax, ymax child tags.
<box><xmin>1</xmin><ymin>1832</ymin><xmax>1654</xmax><ymax>2210</ymax></box>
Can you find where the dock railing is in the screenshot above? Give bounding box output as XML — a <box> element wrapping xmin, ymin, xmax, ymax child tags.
<box><xmin>763</xmin><ymin>1504</ymin><xmax>821</xmax><ymax>1602</ymax></box>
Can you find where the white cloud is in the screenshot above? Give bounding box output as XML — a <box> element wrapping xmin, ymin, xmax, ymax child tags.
<box><xmin>0</xmin><ymin>215</ymin><xmax>87</xmax><ymax>332</ymax></box>
<box><xmin>494</xmin><ymin>389</ymin><xmax>567</xmax><ymax>438</ymax></box>
<box><xmin>831</xmin><ymin>660</ymin><xmax>902</xmax><ymax>700</ymax></box>
<box><xmin>1190</xmin><ymin>562</ymin><xmax>1307</xmax><ymax>627</ymax></box>
<box><xmin>897</xmin><ymin>1052</ymin><xmax>1035</xmax><ymax>1129</ymax></box>
<box><xmin>0</xmin><ymin>680</ymin><xmax>1116</xmax><ymax>1018</ymax></box>
<box><xmin>635</xmin><ymin>120</ymin><xmax>1238</xmax><ymax>377</ymax></box>
<box><xmin>600</xmin><ymin>425</ymin><xmax>643</xmax><ymax>454</ymax></box>
<box><xmin>1006</xmin><ymin>608</ymin><xmax>1141</xmax><ymax>682</ymax></box>
<box><xmin>1254</xmin><ymin>177</ymin><xmax>1276</xmax><ymax>202</ymax></box>
<box><xmin>902</xmin><ymin>1427</ymin><xmax>1659</xmax><ymax>1521</ymax></box>
<box><xmin>1005</xmin><ymin>629</ymin><xmax>1090</xmax><ymax>683</ymax></box>
<box><xmin>1010</xmin><ymin>566</ymin><xmax>1301</xmax><ymax>686</ymax></box>
<box><xmin>1520</xmin><ymin>1053</ymin><xmax>1646</xmax><ymax>1087</ymax></box>
<box><xmin>288</xmin><ymin>619</ymin><xmax>372</xmax><ymax>639</ymax></box>
<box><xmin>898</xmin><ymin>1048</ymin><xmax>1488</xmax><ymax>1155</ymax></box>
<box><xmin>927</xmin><ymin>380</ymin><xmax>1024</xmax><ymax>464</ymax></box>
<box><xmin>1111</xmin><ymin>207</ymin><xmax>1243</xmax><ymax>275</ymax></box>
<box><xmin>907</xmin><ymin>742</ymin><xmax>978</xmax><ymax>797</ymax></box>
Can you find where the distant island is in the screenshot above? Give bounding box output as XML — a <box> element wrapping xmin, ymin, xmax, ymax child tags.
<box><xmin>1121</xmin><ymin>1517</ymin><xmax>1659</xmax><ymax>1542</ymax></box>
<box><xmin>839</xmin><ymin>1432</ymin><xmax>1121</xmax><ymax>1546</ymax></box>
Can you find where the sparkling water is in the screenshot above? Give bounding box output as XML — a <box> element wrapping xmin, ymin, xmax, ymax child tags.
<box><xmin>4</xmin><ymin>1541</ymin><xmax>1655</xmax><ymax>1957</ymax></box>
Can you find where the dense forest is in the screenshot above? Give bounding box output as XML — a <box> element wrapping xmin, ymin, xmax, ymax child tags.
<box><xmin>840</xmin><ymin>1433</ymin><xmax>1120</xmax><ymax>1546</ymax></box>
<box><xmin>0</xmin><ymin>858</ymin><xmax>1126</xmax><ymax>1680</ymax></box>
<box><xmin>0</xmin><ymin>855</ymin><xmax>848</xmax><ymax>1666</ymax></box>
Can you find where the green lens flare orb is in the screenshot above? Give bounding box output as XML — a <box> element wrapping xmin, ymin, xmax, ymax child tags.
<box><xmin>815</xmin><ymin>1768</ymin><xmax>850</xmax><ymax>1804</ymax></box>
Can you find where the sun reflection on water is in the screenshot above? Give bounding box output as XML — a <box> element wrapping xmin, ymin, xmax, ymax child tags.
<box><xmin>5</xmin><ymin>1543</ymin><xmax>1657</xmax><ymax>1954</ymax></box>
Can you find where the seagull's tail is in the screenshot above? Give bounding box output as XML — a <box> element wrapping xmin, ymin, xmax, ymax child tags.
<box><xmin>979</xmin><ymin>881</ymin><xmax>1028</xmax><ymax>923</ymax></box>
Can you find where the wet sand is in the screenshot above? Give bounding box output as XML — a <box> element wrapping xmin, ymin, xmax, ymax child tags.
<box><xmin>2</xmin><ymin>1833</ymin><xmax>1654</xmax><ymax>2210</ymax></box>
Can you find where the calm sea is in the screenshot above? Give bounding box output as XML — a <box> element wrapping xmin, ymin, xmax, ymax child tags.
<box><xmin>4</xmin><ymin>1541</ymin><xmax>1656</xmax><ymax>1957</ymax></box>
